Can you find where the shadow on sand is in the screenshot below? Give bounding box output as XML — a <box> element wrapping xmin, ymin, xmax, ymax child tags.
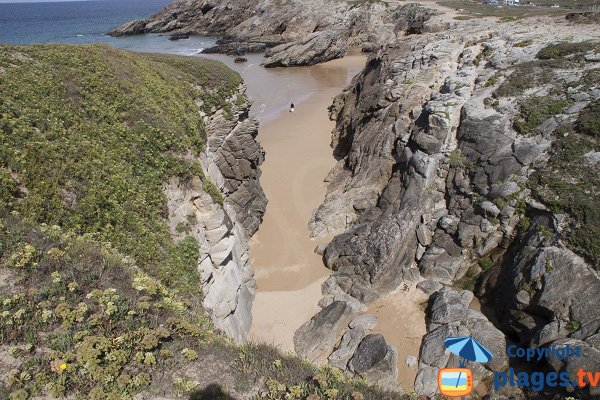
<box><xmin>189</xmin><ymin>384</ymin><xmax>236</xmax><ymax>400</ymax></box>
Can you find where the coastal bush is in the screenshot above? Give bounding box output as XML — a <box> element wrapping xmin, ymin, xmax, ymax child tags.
<box><xmin>537</xmin><ymin>41</ymin><xmax>598</xmax><ymax>60</ymax></box>
<box><xmin>484</xmin><ymin>71</ymin><xmax>503</xmax><ymax>87</ymax></box>
<box><xmin>514</xmin><ymin>39</ymin><xmax>533</xmax><ymax>48</ymax></box>
<box><xmin>577</xmin><ymin>99</ymin><xmax>600</xmax><ymax>138</ymax></box>
<box><xmin>495</xmin><ymin>40</ymin><xmax>597</xmax><ymax>99</ymax></box>
<box><xmin>494</xmin><ymin>60</ymin><xmax>559</xmax><ymax>97</ymax></box>
<box><xmin>528</xmin><ymin>122</ymin><xmax>600</xmax><ymax>268</ymax></box>
<box><xmin>0</xmin><ymin>215</ymin><xmax>210</xmax><ymax>398</ymax></box>
<box><xmin>0</xmin><ymin>215</ymin><xmax>408</xmax><ymax>399</ymax></box>
<box><xmin>478</xmin><ymin>257</ymin><xmax>493</xmax><ymax>270</ymax></box>
<box><xmin>514</xmin><ymin>96</ymin><xmax>569</xmax><ymax>135</ymax></box>
<box><xmin>0</xmin><ymin>44</ymin><xmax>241</xmax><ymax>296</ymax></box>
<box><xmin>448</xmin><ymin>148</ymin><xmax>467</xmax><ymax>168</ymax></box>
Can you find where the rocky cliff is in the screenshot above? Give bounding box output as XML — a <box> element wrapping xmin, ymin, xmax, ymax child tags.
<box><xmin>300</xmin><ymin>13</ymin><xmax>600</xmax><ymax>397</ymax></box>
<box><xmin>109</xmin><ymin>0</ymin><xmax>442</xmax><ymax>67</ymax></box>
<box><xmin>166</xmin><ymin>84</ymin><xmax>266</xmax><ymax>343</ymax></box>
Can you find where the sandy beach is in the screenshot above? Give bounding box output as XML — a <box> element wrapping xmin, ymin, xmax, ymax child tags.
<box><xmin>367</xmin><ymin>283</ymin><xmax>428</xmax><ymax>390</ymax></box>
<box><xmin>248</xmin><ymin>54</ymin><xmax>365</xmax><ymax>351</ymax></box>
<box><xmin>248</xmin><ymin>52</ymin><xmax>428</xmax><ymax>392</ymax></box>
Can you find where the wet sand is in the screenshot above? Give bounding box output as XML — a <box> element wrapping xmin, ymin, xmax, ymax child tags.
<box><xmin>248</xmin><ymin>54</ymin><xmax>365</xmax><ymax>350</ymax></box>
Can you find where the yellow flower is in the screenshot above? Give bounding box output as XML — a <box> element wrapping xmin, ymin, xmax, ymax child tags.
<box><xmin>50</xmin><ymin>360</ymin><xmax>67</xmax><ymax>373</ymax></box>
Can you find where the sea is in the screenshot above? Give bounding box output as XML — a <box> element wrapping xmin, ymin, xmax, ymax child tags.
<box><xmin>0</xmin><ymin>0</ymin><xmax>362</xmax><ymax>122</ymax></box>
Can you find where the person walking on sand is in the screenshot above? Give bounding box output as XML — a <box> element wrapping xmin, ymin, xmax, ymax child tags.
<box><xmin>289</xmin><ymin>102</ymin><xmax>295</xmax><ymax>113</ymax></box>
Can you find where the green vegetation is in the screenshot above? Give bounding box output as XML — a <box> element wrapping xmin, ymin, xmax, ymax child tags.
<box><xmin>514</xmin><ymin>39</ymin><xmax>533</xmax><ymax>48</ymax></box>
<box><xmin>519</xmin><ymin>282</ymin><xmax>537</xmax><ymax>297</ymax></box>
<box><xmin>494</xmin><ymin>60</ymin><xmax>560</xmax><ymax>97</ymax></box>
<box><xmin>473</xmin><ymin>46</ymin><xmax>492</xmax><ymax>67</ymax></box>
<box><xmin>478</xmin><ymin>257</ymin><xmax>493</xmax><ymax>270</ymax></box>
<box><xmin>484</xmin><ymin>71</ymin><xmax>503</xmax><ymax>87</ymax></box>
<box><xmin>495</xmin><ymin>42</ymin><xmax>597</xmax><ymax>98</ymax></box>
<box><xmin>494</xmin><ymin>40</ymin><xmax>600</xmax><ymax>268</ymax></box>
<box><xmin>529</xmin><ymin>121</ymin><xmax>600</xmax><ymax>267</ymax></box>
<box><xmin>514</xmin><ymin>96</ymin><xmax>570</xmax><ymax>135</ymax></box>
<box><xmin>0</xmin><ymin>215</ymin><xmax>209</xmax><ymax>398</ymax></box>
<box><xmin>448</xmin><ymin>148</ymin><xmax>468</xmax><ymax>168</ymax></box>
<box><xmin>0</xmin><ymin>45</ymin><xmax>241</xmax><ymax>294</ymax></box>
<box><xmin>453</xmin><ymin>15</ymin><xmax>474</xmax><ymax>20</ymax></box>
<box><xmin>566</xmin><ymin>320</ymin><xmax>581</xmax><ymax>332</ymax></box>
<box><xmin>517</xmin><ymin>216</ymin><xmax>531</xmax><ymax>231</ymax></box>
<box><xmin>575</xmin><ymin>68</ymin><xmax>600</xmax><ymax>91</ymax></box>
<box><xmin>536</xmin><ymin>41</ymin><xmax>599</xmax><ymax>60</ymax></box>
<box><xmin>577</xmin><ymin>99</ymin><xmax>600</xmax><ymax>138</ymax></box>
<box><xmin>0</xmin><ymin>216</ymin><xmax>401</xmax><ymax>399</ymax></box>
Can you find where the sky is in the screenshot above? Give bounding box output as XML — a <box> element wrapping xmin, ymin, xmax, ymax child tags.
<box><xmin>0</xmin><ymin>0</ymin><xmax>93</xmax><ymax>3</ymax></box>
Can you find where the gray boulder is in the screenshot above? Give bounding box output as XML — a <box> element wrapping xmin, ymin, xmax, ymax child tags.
<box><xmin>294</xmin><ymin>301</ymin><xmax>352</xmax><ymax>361</ymax></box>
<box><xmin>417</xmin><ymin>280</ymin><xmax>443</xmax><ymax>295</ymax></box>
<box><xmin>428</xmin><ymin>287</ymin><xmax>474</xmax><ymax>329</ymax></box>
<box><xmin>349</xmin><ymin>334</ymin><xmax>400</xmax><ymax>391</ymax></box>
<box><xmin>414</xmin><ymin>366</ymin><xmax>439</xmax><ymax>397</ymax></box>
<box><xmin>328</xmin><ymin>327</ymin><xmax>366</xmax><ymax>370</ymax></box>
<box><xmin>548</xmin><ymin>338</ymin><xmax>600</xmax><ymax>397</ymax></box>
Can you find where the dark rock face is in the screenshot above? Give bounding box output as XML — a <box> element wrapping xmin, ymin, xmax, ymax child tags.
<box><xmin>351</xmin><ymin>334</ymin><xmax>390</xmax><ymax>373</ymax></box>
<box><xmin>349</xmin><ymin>334</ymin><xmax>399</xmax><ymax>391</ymax></box>
<box><xmin>109</xmin><ymin>1</ymin><xmax>436</xmax><ymax>67</ymax></box>
<box><xmin>479</xmin><ymin>235</ymin><xmax>600</xmax><ymax>345</ymax></box>
<box><xmin>109</xmin><ymin>19</ymin><xmax>148</xmax><ymax>37</ymax></box>
<box><xmin>204</xmin><ymin>40</ymin><xmax>268</xmax><ymax>56</ymax></box>
<box><xmin>169</xmin><ymin>32</ymin><xmax>190</xmax><ymax>41</ymax></box>
<box><xmin>392</xmin><ymin>3</ymin><xmax>435</xmax><ymax>34</ymax></box>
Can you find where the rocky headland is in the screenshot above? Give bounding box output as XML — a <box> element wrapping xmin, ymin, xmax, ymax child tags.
<box><xmin>109</xmin><ymin>0</ymin><xmax>443</xmax><ymax>67</ymax></box>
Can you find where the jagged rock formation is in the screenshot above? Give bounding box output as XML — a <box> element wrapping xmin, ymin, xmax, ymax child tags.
<box><xmin>167</xmin><ymin>86</ymin><xmax>266</xmax><ymax>343</ymax></box>
<box><xmin>294</xmin><ymin>302</ymin><xmax>400</xmax><ymax>391</ymax></box>
<box><xmin>203</xmin><ymin>86</ymin><xmax>267</xmax><ymax>236</ymax></box>
<box><xmin>109</xmin><ymin>0</ymin><xmax>440</xmax><ymax>67</ymax></box>
<box><xmin>302</xmin><ymin>14</ymin><xmax>600</xmax><ymax>397</ymax></box>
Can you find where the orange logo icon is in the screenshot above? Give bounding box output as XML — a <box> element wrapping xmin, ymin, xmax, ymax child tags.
<box><xmin>438</xmin><ymin>368</ymin><xmax>473</xmax><ymax>397</ymax></box>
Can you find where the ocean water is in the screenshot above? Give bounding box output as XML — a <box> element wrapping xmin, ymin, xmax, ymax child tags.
<box><xmin>0</xmin><ymin>0</ymin><xmax>364</xmax><ymax>123</ymax></box>
<box><xmin>0</xmin><ymin>0</ymin><xmax>172</xmax><ymax>45</ymax></box>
